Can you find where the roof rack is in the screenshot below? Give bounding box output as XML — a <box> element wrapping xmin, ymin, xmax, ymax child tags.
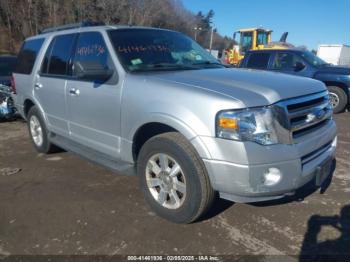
<box><xmin>40</xmin><ymin>21</ymin><xmax>105</xmax><ymax>34</ymax></box>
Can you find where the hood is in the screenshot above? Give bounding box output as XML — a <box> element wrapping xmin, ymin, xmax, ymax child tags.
<box><xmin>148</xmin><ymin>68</ymin><xmax>326</xmax><ymax>107</ymax></box>
<box><xmin>316</xmin><ymin>65</ymin><xmax>350</xmax><ymax>75</ymax></box>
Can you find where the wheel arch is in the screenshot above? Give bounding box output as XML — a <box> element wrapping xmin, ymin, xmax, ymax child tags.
<box><xmin>132</xmin><ymin>122</ymin><xmax>177</xmax><ymax>161</ymax></box>
<box><xmin>23</xmin><ymin>97</ymin><xmax>49</xmax><ymax>125</ymax></box>
<box><xmin>323</xmin><ymin>81</ymin><xmax>349</xmax><ymax>98</ymax></box>
<box><xmin>23</xmin><ymin>99</ymin><xmax>36</xmax><ymax>118</ymax></box>
<box><xmin>131</xmin><ymin>116</ymin><xmax>211</xmax><ymax>162</ymax></box>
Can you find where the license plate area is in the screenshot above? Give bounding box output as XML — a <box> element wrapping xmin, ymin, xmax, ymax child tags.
<box><xmin>315</xmin><ymin>158</ymin><xmax>333</xmax><ymax>187</ymax></box>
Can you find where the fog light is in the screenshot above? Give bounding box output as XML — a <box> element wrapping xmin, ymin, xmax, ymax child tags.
<box><xmin>263</xmin><ymin>168</ymin><xmax>282</xmax><ymax>186</ymax></box>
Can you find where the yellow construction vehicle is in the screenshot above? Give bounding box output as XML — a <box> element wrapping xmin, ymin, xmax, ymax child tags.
<box><xmin>225</xmin><ymin>28</ymin><xmax>289</xmax><ymax>65</ymax></box>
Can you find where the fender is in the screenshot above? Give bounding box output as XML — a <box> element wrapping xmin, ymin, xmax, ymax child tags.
<box><xmin>314</xmin><ymin>73</ymin><xmax>350</xmax><ymax>103</ymax></box>
<box><xmin>313</xmin><ymin>72</ymin><xmax>350</xmax><ymax>85</ymax></box>
<box><xmin>120</xmin><ymin>112</ymin><xmax>212</xmax><ymax>163</ymax></box>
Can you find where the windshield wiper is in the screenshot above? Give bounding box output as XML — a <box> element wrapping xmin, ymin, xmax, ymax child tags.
<box><xmin>150</xmin><ymin>63</ymin><xmax>196</xmax><ymax>69</ymax></box>
<box><xmin>191</xmin><ymin>61</ymin><xmax>224</xmax><ymax>67</ymax></box>
<box><xmin>132</xmin><ymin>63</ymin><xmax>197</xmax><ymax>72</ymax></box>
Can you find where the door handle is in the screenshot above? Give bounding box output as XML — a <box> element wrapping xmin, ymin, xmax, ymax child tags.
<box><xmin>69</xmin><ymin>88</ymin><xmax>80</xmax><ymax>96</ymax></box>
<box><xmin>34</xmin><ymin>83</ymin><xmax>43</xmax><ymax>90</ymax></box>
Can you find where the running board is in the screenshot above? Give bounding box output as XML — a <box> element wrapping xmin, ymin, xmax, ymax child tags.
<box><xmin>49</xmin><ymin>133</ymin><xmax>136</xmax><ymax>176</ymax></box>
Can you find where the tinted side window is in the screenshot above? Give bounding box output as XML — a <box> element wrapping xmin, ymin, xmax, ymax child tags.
<box><xmin>247</xmin><ymin>53</ymin><xmax>270</xmax><ymax>69</ymax></box>
<box><xmin>0</xmin><ymin>57</ymin><xmax>16</xmax><ymax>76</ymax></box>
<box><xmin>15</xmin><ymin>38</ymin><xmax>44</xmax><ymax>74</ymax></box>
<box><xmin>43</xmin><ymin>34</ymin><xmax>76</xmax><ymax>76</ymax></box>
<box><xmin>272</xmin><ymin>53</ymin><xmax>303</xmax><ymax>71</ymax></box>
<box><xmin>73</xmin><ymin>32</ymin><xmax>114</xmax><ymax>80</ymax></box>
<box><xmin>41</xmin><ymin>40</ymin><xmax>54</xmax><ymax>74</ymax></box>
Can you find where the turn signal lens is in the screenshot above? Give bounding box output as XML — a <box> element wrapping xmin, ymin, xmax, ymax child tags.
<box><xmin>216</xmin><ymin>108</ymin><xmax>278</xmax><ymax>145</ymax></box>
<box><xmin>219</xmin><ymin>118</ymin><xmax>238</xmax><ymax>129</ymax></box>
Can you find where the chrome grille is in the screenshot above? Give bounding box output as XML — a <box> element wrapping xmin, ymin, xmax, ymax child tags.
<box><xmin>274</xmin><ymin>91</ymin><xmax>332</xmax><ymax>144</ymax></box>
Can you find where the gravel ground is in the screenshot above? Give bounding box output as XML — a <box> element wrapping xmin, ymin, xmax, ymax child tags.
<box><xmin>0</xmin><ymin>113</ymin><xmax>349</xmax><ymax>260</ymax></box>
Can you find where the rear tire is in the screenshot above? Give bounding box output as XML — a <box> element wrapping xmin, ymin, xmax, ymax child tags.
<box><xmin>138</xmin><ymin>132</ymin><xmax>215</xmax><ymax>224</ymax></box>
<box><xmin>27</xmin><ymin>106</ymin><xmax>57</xmax><ymax>154</ymax></box>
<box><xmin>328</xmin><ymin>86</ymin><xmax>347</xmax><ymax>113</ymax></box>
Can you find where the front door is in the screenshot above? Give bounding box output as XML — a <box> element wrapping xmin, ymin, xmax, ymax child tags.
<box><xmin>66</xmin><ymin>32</ymin><xmax>122</xmax><ymax>158</ymax></box>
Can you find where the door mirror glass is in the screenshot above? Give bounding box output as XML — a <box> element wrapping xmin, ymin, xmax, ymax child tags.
<box><xmin>74</xmin><ymin>61</ymin><xmax>113</xmax><ymax>82</ymax></box>
<box><xmin>294</xmin><ymin>61</ymin><xmax>305</xmax><ymax>72</ymax></box>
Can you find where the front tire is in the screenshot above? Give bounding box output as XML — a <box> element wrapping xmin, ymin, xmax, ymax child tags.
<box><xmin>328</xmin><ymin>86</ymin><xmax>347</xmax><ymax>113</ymax></box>
<box><xmin>138</xmin><ymin>132</ymin><xmax>215</xmax><ymax>224</ymax></box>
<box><xmin>27</xmin><ymin>106</ymin><xmax>57</xmax><ymax>154</ymax></box>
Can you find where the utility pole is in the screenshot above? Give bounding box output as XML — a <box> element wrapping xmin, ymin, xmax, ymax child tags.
<box><xmin>209</xmin><ymin>27</ymin><xmax>214</xmax><ymax>53</ymax></box>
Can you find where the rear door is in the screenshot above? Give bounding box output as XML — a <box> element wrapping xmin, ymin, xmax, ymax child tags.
<box><xmin>66</xmin><ymin>31</ymin><xmax>122</xmax><ymax>158</ymax></box>
<box><xmin>35</xmin><ymin>33</ymin><xmax>77</xmax><ymax>136</ymax></box>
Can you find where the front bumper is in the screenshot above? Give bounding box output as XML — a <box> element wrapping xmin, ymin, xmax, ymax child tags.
<box><xmin>195</xmin><ymin>120</ymin><xmax>337</xmax><ymax>203</ymax></box>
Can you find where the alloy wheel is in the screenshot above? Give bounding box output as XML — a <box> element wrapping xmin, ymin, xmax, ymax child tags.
<box><xmin>29</xmin><ymin>115</ymin><xmax>43</xmax><ymax>147</ymax></box>
<box><xmin>329</xmin><ymin>92</ymin><xmax>340</xmax><ymax>109</ymax></box>
<box><xmin>145</xmin><ymin>153</ymin><xmax>186</xmax><ymax>209</ymax></box>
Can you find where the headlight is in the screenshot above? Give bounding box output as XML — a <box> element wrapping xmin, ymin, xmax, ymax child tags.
<box><xmin>216</xmin><ymin>107</ymin><xmax>278</xmax><ymax>145</ymax></box>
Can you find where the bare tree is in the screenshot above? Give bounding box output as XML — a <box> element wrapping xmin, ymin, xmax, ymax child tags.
<box><xmin>0</xmin><ymin>0</ymin><xmax>232</xmax><ymax>53</ymax></box>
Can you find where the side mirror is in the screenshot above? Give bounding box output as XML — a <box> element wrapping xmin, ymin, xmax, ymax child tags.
<box><xmin>74</xmin><ymin>61</ymin><xmax>113</xmax><ymax>82</ymax></box>
<box><xmin>233</xmin><ymin>32</ymin><xmax>237</xmax><ymax>41</ymax></box>
<box><xmin>294</xmin><ymin>61</ymin><xmax>306</xmax><ymax>72</ymax></box>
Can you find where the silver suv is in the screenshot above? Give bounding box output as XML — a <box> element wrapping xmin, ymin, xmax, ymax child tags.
<box><xmin>13</xmin><ymin>23</ymin><xmax>337</xmax><ymax>223</ymax></box>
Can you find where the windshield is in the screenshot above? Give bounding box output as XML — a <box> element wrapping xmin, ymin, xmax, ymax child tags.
<box><xmin>257</xmin><ymin>31</ymin><xmax>269</xmax><ymax>46</ymax></box>
<box><xmin>108</xmin><ymin>29</ymin><xmax>223</xmax><ymax>72</ymax></box>
<box><xmin>0</xmin><ymin>57</ymin><xmax>16</xmax><ymax>77</ymax></box>
<box><xmin>300</xmin><ymin>51</ymin><xmax>327</xmax><ymax>67</ymax></box>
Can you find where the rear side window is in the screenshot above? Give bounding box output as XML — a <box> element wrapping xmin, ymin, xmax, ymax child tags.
<box><xmin>41</xmin><ymin>34</ymin><xmax>77</xmax><ymax>76</ymax></box>
<box><xmin>246</xmin><ymin>53</ymin><xmax>271</xmax><ymax>69</ymax></box>
<box><xmin>15</xmin><ymin>38</ymin><xmax>44</xmax><ymax>74</ymax></box>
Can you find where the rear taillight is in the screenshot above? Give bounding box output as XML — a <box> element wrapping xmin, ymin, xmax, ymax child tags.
<box><xmin>10</xmin><ymin>75</ymin><xmax>16</xmax><ymax>94</ymax></box>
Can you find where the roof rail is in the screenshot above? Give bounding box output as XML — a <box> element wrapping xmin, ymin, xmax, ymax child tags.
<box><xmin>40</xmin><ymin>21</ymin><xmax>105</xmax><ymax>34</ymax></box>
